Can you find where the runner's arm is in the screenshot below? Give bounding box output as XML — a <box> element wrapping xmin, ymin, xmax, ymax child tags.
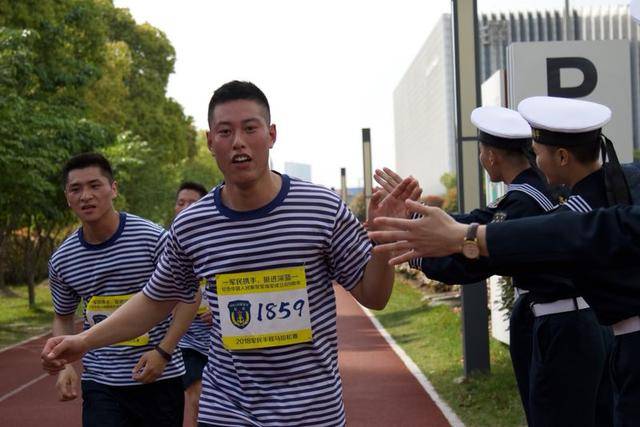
<box><xmin>52</xmin><ymin>313</ymin><xmax>75</xmax><ymax>337</ymax></box>
<box><xmin>43</xmin><ymin>293</ymin><xmax>178</xmax><ymax>372</ymax></box>
<box><xmin>350</xmin><ymin>251</ymin><xmax>394</xmax><ymax>310</ymax></box>
<box><xmin>84</xmin><ymin>293</ymin><xmax>177</xmax><ymax>349</ymax></box>
<box><xmin>52</xmin><ymin>314</ymin><xmax>80</xmax><ymax>400</ymax></box>
<box><xmin>157</xmin><ymin>290</ymin><xmax>200</xmax><ymax>353</ymax></box>
<box><xmin>131</xmin><ymin>295</ymin><xmax>199</xmax><ymax>383</ymax></box>
<box><xmin>349</xmin><ymin>174</ymin><xmax>419</xmax><ymax>310</ymax></box>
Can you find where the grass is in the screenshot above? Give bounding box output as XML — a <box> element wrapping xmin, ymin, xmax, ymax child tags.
<box><xmin>0</xmin><ymin>282</ymin><xmax>55</xmax><ymax>349</ymax></box>
<box><xmin>373</xmin><ymin>279</ymin><xmax>526</xmax><ymax>427</ymax></box>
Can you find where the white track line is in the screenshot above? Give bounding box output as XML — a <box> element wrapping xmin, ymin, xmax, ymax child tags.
<box><xmin>0</xmin><ymin>329</ymin><xmax>53</xmax><ymax>354</ymax></box>
<box><xmin>361</xmin><ymin>306</ymin><xmax>466</xmax><ymax>427</ymax></box>
<box><xmin>0</xmin><ymin>373</ymin><xmax>49</xmax><ymax>403</ymax></box>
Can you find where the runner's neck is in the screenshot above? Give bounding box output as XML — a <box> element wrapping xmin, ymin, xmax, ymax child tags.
<box><xmin>81</xmin><ymin>209</ymin><xmax>121</xmax><ymax>244</ymax></box>
<box><xmin>221</xmin><ymin>171</ymin><xmax>282</xmax><ymax>211</ymax></box>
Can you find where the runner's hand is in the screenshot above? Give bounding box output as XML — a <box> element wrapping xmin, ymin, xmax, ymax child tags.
<box><xmin>132</xmin><ymin>349</ymin><xmax>168</xmax><ymax>384</ymax></box>
<box><xmin>42</xmin><ymin>334</ymin><xmax>89</xmax><ymax>374</ymax></box>
<box><xmin>56</xmin><ymin>365</ymin><xmax>79</xmax><ymax>401</ymax></box>
<box><xmin>368</xmin><ymin>201</ymin><xmax>467</xmax><ymax>264</ymax></box>
<box><xmin>366</xmin><ymin>175</ymin><xmax>421</xmax><ymax>232</ymax></box>
<box><xmin>373</xmin><ymin>167</ymin><xmax>423</xmax><ymax>220</ymax></box>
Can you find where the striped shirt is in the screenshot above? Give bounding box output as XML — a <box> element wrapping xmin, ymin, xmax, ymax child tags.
<box><xmin>144</xmin><ymin>175</ymin><xmax>371</xmax><ymax>426</ymax></box>
<box><xmin>179</xmin><ymin>303</ymin><xmax>211</xmax><ymax>356</ymax></box>
<box><xmin>48</xmin><ymin>212</ymin><xmax>185</xmax><ymax>386</ymax></box>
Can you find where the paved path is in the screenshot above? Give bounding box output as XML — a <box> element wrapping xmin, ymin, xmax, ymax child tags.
<box><xmin>336</xmin><ymin>286</ymin><xmax>451</xmax><ymax>427</ymax></box>
<box><xmin>0</xmin><ymin>289</ymin><xmax>452</xmax><ymax>426</ymax></box>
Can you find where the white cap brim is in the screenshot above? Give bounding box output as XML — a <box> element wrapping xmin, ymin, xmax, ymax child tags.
<box><xmin>517</xmin><ymin>96</ymin><xmax>611</xmax><ymax>133</ymax></box>
<box><xmin>471</xmin><ymin>106</ymin><xmax>531</xmax><ymax>139</ymax></box>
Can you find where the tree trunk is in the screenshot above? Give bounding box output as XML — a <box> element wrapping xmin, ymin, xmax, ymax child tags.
<box><xmin>0</xmin><ymin>221</ymin><xmax>17</xmax><ymax>297</ymax></box>
<box><xmin>21</xmin><ymin>219</ymin><xmax>37</xmax><ymax>309</ymax></box>
<box><xmin>27</xmin><ymin>274</ymin><xmax>36</xmax><ymax>308</ymax></box>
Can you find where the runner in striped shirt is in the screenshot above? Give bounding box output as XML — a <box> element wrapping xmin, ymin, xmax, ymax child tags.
<box><xmin>173</xmin><ymin>181</ymin><xmax>212</xmax><ymax>427</ymax></box>
<box><xmin>42</xmin><ymin>82</ymin><xmax>420</xmax><ymax>426</ymax></box>
<box><xmin>48</xmin><ymin>153</ymin><xmax>199</xmax><ymax>427</ymax></box>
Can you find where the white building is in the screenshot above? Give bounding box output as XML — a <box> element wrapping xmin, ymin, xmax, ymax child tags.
<box><xmin>393</xmin><ymin>15</ymin><xmax>455</xmax><ymax>197</ymax></box>
<box><xmin>284</xmin><ymin>161</ymin><xmax>312</xmax><ymax>182</ymax></box>
<box><xmin>394</xmin><ymin>5</ymin><xmax>640</xmax><ymax>197</ymax></box>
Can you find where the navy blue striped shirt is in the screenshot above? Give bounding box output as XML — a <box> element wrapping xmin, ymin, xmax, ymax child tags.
<box><xmin>179</xmin><ymin>301</ymin><xmax>211</xmax><ymax>356</ymax></box>
<box><xmin>143</xmin><ymin>175</ymin><xmax>371</xmax><ymax>426</ymax></box>
<box><xmin>48</xmin><ymin>212</ymin><xmax>185</xmax><ymax>386</ymax></box>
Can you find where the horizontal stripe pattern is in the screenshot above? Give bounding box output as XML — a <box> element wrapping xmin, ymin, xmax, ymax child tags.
<box><xmin>144</xmin><ymin>176</ymin><xmax>371</xmax><ymax>426</ymax></box>
<box><xmin>179</xmin><ymin>314</ymin><xmax>211</xmax><ymax>356</ymax></box>
<box><xmin>48</xmin><ymin>213</ymin><xmax>185</xmax><ymax>386</ymax></box>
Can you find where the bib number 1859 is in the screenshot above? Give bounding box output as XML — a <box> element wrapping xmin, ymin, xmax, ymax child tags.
<box><xmin>257</xmin><ymin>299</ymin><xmax>305</xmax><ymax>321</ymax></box>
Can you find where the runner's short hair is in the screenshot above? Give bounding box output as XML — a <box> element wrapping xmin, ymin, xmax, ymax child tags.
<box><xmin>177</xmin><ymin>181</ymin><xmax>207</xmax><ymax>199</ymax></box>
<box><xmin>207</xmin><ymin>80</ymin><xmax>270</xmax><ymax>127</ymax></box>
<box><xmin>62</xmin><ymin>153</ymin><xmax>114</xmax><ymax>187</ymax></box>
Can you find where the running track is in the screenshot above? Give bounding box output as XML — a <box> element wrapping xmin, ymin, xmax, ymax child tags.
<box><xmin>0</xmin><ymin>287</ymin><xmax>453</xmax><ymax>426</ymax></box>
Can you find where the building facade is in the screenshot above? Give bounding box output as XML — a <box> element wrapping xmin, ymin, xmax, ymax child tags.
<box><xmin>394</xmin><ymin>5</ymin><xmax>640</xmax><ymax>197</ymax></box>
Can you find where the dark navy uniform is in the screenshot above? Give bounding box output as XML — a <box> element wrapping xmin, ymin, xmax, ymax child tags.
<box><xmin>487</xmin><ymin>168</ymin><xmax>637</xmax><ymax>427</ymax></box>
<box><xmin>545</xmin><ymin>168</ymin><xmax>614</xmax><ymax>427</ymax></box>
<box><xmin>413</xmin><ymin>168</ymin><xmax>606</xmax><ymax>427</ymax></box>
<box><xmin>487</xmin><ymin>206</ymin><xmax>640</xmax><ymax>427</ymax></box>
<box><xmin>415</xmin><ymin>169</ymin><xmax>551</xmax><ymax>427</ymax></box>
<box><xmin>498</xmin><ymin>95</ymin><xmax>634</xmax><ymax>426</ymax></box>
<box><xmin>485</xmin><ymin>205</ymin><xmax>640</xmax><ymax>269</ymax></box>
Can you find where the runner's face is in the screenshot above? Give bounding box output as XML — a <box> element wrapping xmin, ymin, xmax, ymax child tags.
<box><xmin>65</xmin><ymin>166</ymin><xmax>117</xmax><ymax>223</ymax></box>
<box><xmin>207</xmin><ymin>100</ymin><xmax>276</xmax><ymax>188</ymax></box>
<box><xmin>174</xmin><ymin>189</ymin><xmax>202</xmax><ymax>215</ymax></box>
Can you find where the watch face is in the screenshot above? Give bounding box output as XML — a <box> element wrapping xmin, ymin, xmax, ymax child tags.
<box><xmin>462</xmin><ymin>241</ymin><xmax>480</xmax><ymax>259</ymax></box>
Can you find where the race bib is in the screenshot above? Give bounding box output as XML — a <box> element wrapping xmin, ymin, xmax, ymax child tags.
<box><xmin>197</xmin><ymin>279</ymin><xmax>209</xmax><ymax>315</ymax></box>
<box><xmin>217</xmin><ymin>266</ymin><xmax>312</xmax><ymax>350</ymax></box>
<box><xmin>86</xmin><ymin>294</ymin><xmax>149</xmax><ymax>346</ymax></box>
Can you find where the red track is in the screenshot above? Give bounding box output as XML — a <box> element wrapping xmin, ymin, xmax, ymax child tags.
<box><xmin>0</xmin><ymin>288</ymin><xmax>451</xmax><ymax>426</ymax></box>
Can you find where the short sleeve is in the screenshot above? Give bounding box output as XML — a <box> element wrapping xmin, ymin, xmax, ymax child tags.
<box><xmin>152</xmin><ymin>229</ymin><xmax>169</xmax><ymax>266</ymax></box>
<box><xmin>329</xmin><ymin>202</ymin><xmax>372</xmax><ymax>291</ymax></box>
<box><xmin>49</xmin><ymin>261</ymin><xmax>80</xmax><ymax>316</ymax></box>
<box><xmin>143</xmin><ymin>225</ymin><xmax>197</xmax><ymax>303</ymax></box>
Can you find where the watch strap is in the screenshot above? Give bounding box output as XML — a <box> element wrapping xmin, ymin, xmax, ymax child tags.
<box><xmin>154</xmin><ymin>344</ymin><xmax>172</xmax><ymax>362</ymax></box>
<box><xmin>465</xmin><ymin>222</ymin><xmax>479</xmax><ymax>241</ymax></box>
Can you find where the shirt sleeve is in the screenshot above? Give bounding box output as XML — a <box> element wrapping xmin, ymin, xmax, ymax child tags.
<box><xmin>486</xmin><ymin>206</ymin><xmax>640</xmax><ymax>271</ymax></box>
<box><xmin>419</xmin><ymin>255</ymin><xmax>492</xmax><ymax>285</ymax></box>
<box><xmin>152</xmin><ymin>229</ymin><xmax>169</xmax><ymax>266</ymax></box>
<box><xmin>452</xmin><ymin>207</ymin><xmax>495</xmax><ymax>225</ymax></box>
<box><xmin>48</xmin><ymin>261</ymin><xmax>80</xmax><ymax>316</ymax></box>
<box><xmin>143</xmin><ymin>225</ymin><xmax>197</xmax><ymax>303</ymax></box>
<box><xmin>329</xmin><ymin>201</ymin><xmax>372</xmax><ymax>291</ymax></box>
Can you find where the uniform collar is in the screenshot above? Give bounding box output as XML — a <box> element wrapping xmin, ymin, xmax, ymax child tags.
<box><xmin>571</xmin><ymin>168</ymin><xmax>608</xmax><ymax>209</ymax></box>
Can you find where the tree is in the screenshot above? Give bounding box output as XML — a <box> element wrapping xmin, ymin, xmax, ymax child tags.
<box><xmin>0</xmin><ymin>0</ymin><xmax>199</xmax><ymax>298</ymax></box>
<box><xmin>440</xmin><ymin>172</ymin><xmax>458</xmax><ymax>213</ymax></box>
<box><xmin>180</xmin><ymin>131</ymin><xmax>224</xmax><ymax>189</ymax></box>
<box><xmin>0</xmin><ymin>21</ymin><xmax>112</xmax><ymax>299</ymax></box>
<box><xmin>348</xmin><ymin>193</ymin><xmax>366</xmax><ymax>222</ymax></box>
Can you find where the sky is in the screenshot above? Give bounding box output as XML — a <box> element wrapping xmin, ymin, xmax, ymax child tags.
<box><xmin>113</xmin><ymin>0</ymin><xmax>627</xmax><ymax>188</ymax></box>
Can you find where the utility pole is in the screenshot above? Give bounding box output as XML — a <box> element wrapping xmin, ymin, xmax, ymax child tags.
<box><xmin>452</xmin><ymin>0</ymin><xmax>490</xmax><ymax>376</ymax></box>
<box><xmin>340</xmin><ymin>168</ymin><xmax>348</xmax><ymax>202</ymax></box>
<box><xmin>362</xmin><ymin>128</ymin><xmax>373</xmax><ymax>218</ymax></box>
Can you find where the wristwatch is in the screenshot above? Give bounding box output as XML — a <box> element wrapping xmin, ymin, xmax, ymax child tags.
<box><xmin>154</xmin><ymin>344</ymin><xmax>172</xmax><ymax>362</ymax></box>
<box><xmin>461</xmin><ymin>222</ymin><xmax>480</xmax><ymax>260</ymax></box>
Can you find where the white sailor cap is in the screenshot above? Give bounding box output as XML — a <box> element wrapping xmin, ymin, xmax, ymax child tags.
<box><xmin>518</xmin><ymin>96</ymin><xmax>611</xmax><ymax>146</ymax></box>
<box><xmin>470</xmin><ymin>106</ymin><xmax>532</xmax><ymax>150</ymax></box>
<box><xmin>632</xmin><ymin>0</ymin><xmax>640</xmax><ymax>24</ymax></box>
